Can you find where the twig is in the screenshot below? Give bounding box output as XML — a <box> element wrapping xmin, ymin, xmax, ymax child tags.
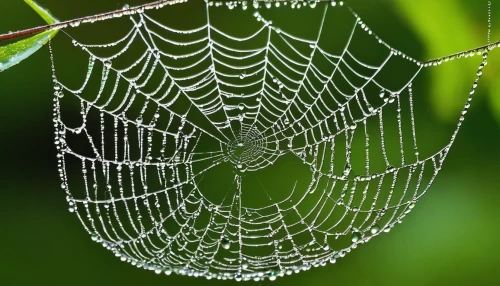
<box><xmin>423</xmin><ymin>40</ymin><xmax>500</xmax><ymax>66</ymax></box>
<box><xmin>0</xmin><ymin>0</ymin><xmax>182</xmax><ymax>42</ymax></box>
<box><xmin>0</xmin><ymin>0</ymin><xmax>336</xmax><ymax>42</ymax></box>
<box><xmin>0</xmin><ymin>0</ymin><xmax>498</xmax><ymax>65</ymax></box>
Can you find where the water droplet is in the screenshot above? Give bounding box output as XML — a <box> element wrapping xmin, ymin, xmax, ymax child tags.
<box><xmin>238</xmin><ymin>103</ymin><xmax>245</xmax><ymax>110</ymax></box>
<box><xmin>235</xmin><ymin>273</ymin><xmax>242</xmax><ymax>281</ymax></box>
<box><xmin>268</xmin><ymin>269</ymin><xmax>280</xmax><ymax>281</ymax></box>
<box><xmin>370</xmin><ymin>224</ymin><xmax>380</xmax><ymax>234</ymax></box>
<box><xmin>70</xmin><ymin>21</ymin><xmax>81</xmax><ymax>28</ymax></box>
<box><xmin>221</xmin><ymin>238</ymin><xmax>230</xmax><ymax>249</ymax></box>
<box><xmin>351</xmin><ymin>231</ymin><xmax>361</xmax><ymax>243</ymax></box>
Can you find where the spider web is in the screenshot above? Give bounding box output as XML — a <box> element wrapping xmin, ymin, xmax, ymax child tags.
<box><xmin>49</xmin><ymin>0</ymin><xmax>492</xmax><ymax>282</ymax></box>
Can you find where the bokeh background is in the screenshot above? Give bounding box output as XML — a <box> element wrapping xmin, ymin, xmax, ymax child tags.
<box><xmin>1</xmin><ymin>0</ymin><xmax>500</xmax><ymax>285</ymax></box>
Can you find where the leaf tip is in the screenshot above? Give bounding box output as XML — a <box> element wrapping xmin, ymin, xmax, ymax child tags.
<box><xmin>24</xmin><ymin>0</ymin><xmax>59</xmax><ymax>25</ymax></box>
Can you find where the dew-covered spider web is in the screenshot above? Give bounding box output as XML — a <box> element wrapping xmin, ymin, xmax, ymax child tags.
<box><xmin>48</xmin><ymin>0</ymin><xmax>498</xmax><ymax>282</ymax></box>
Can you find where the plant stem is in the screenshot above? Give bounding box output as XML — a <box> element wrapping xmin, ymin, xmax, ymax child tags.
<box><xmin>0</xmin><ymin>0</ymin><xmax>498</xmax><ymax>65</ymax></box>
<box><xmin>424</xmin><ymin>40</ymin><xmax>500</xmax><ymax>65</ymax></box>
<box><xmin>0</xmin><ymin>0</ymin><xmax>181</xmax><ymax>42</ymax></box>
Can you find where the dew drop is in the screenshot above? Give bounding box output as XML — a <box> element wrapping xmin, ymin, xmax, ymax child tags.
<box><xmin>351</xmin><ymin>231</ymin><xmax>361</xmax><ymax>243</ymax></box>
<box><xmin>408</xmin><ymin>202</ymin><xmax>416</xmax><ymax>209</ymax></box>
<box><xmin>221</xmin><ymin>238</ymin><xmax>230</xmax><ymax>249</ymax></box>
<box><xmin>370</xmin><ymin>224</ymin><xmax>380</xmax><ymax>234</ymax></box>
<box><xmin>268</xmin><ymin>269</ymin><xmax>280</xmax><ymax>281</ymax></box>
<box><xmin>70</xmin><ymin>21</ymin><xmax>81</xmax><ymax>28</ymax></box>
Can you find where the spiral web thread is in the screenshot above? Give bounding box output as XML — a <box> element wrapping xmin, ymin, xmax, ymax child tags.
<box><xmin>49</xmin><ymin>0</ymin><xmax>495</xmax><ymax>282</ymax></box>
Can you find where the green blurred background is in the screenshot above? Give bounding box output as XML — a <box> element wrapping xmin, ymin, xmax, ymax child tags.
<box><xmin>1</xmin><ymin>0</ymin><xmax>500</xmax><ymax>285</ymax></box>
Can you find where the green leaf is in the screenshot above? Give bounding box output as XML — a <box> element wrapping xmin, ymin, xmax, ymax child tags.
<box><xmin>24</xmin><ymin>0</ymin><xmax>59</xmax><ymax>25</ymax></box>
<box><xmin>0</xmin><ymin>0</ymin><xmax>59</xmax><ymax>72</ymax></box>
<box><xmin>0</xmin><ymin>30</ymin><xmax>58</xmax><ymax>72</ymax></box>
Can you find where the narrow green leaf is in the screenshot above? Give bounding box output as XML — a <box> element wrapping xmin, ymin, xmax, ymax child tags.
<box><xmin>0</xmin><ymin>0</ymin><xmax>59</xmax><ymax>72</ymax></box>
<box><xmin>0</xmin><ymin>30</ymin><xmax>58</xmax><ymax>72</ymax></box>
<box><xmin>24</xmin><ymin>0</ymin><xmax>59</xmax><ymax>25</ymax></box>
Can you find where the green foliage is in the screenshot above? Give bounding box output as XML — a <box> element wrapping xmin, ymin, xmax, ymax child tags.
<box><xmin>395</xmin><ymin>0</ymin><xmax>478</xmax><ymax>121</ymax></box>
<box><xmin>24</xmin><ymin>0</ymin><xmax>58</xmax><ymax>25</ymax></box>
<box><xmin>490</xmin><ymin>73</ymin><xmax>500</xmax><ymax>123</ymax></box>
<box><xmin>0</xmin><ymin>0</ymin><xmax>59</xmax><ymax>72</ymax></box>
<box><xmin>0</xmin><ymin>30</ymin><xmax>57</xmax><ymax>72</ymax></box>
<box><xmin>396</xmin><ymin>0</ymin><xmax>500</xmax><ymax>124</ymax></box>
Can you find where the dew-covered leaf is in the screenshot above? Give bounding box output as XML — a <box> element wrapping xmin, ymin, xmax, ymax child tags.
<box><xmin>0</xmin><ymin>0</ymin><xmax>59</xmax><ymax>72</ymax></box>
<box><xmin>0</xmin><ymin>30</ymin><xmax>58</xmax><ymax>72</ymax></box>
